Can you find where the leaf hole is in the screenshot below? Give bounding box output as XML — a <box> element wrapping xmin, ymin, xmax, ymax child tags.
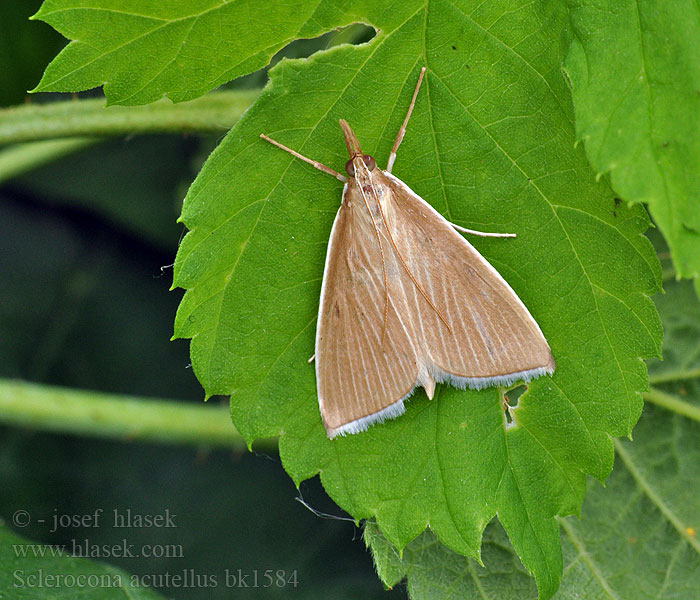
<box><xmin>234</xmin><ymin>24</ymin><xmax>376</xmax><ymax>89</ymax></box>
<box><xmin>502</xmin><ymin>384</ymin><xmax>528</xmax><ymax>429</ymax></box>
<box><xmin>505</xmin><ymin>384</ymin><xmax>527</xmax><ymax>407</ymax></box>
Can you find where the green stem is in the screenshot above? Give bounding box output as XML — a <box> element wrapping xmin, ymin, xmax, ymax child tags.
<box><xmin>0</xmin><ymin>379</ymin><xmax>277</xmax><ymax>450</ymax></box>
<box><xmin>0</xmin><ymin>90</ymin><xmax>260</xmax><ymax>145</ymax></box>
<box><xmin>642</xmin><ymin>387</ymin><xmax>700</xmax><ymax>423</ymax></box>
<box><xmin>0</xmin><ymin>138</ymin><xmax>99</xmax><ymax>183</ymax></box>
<box><xmin>648</xmin><ymin>368</ymin><xmax>700</xmax><ymax>385</ymax></box>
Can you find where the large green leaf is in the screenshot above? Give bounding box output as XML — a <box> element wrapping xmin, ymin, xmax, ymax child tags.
<box><xmin>365</xmin><ymin>520</ymin><xmax>537</xmax><ymax>599</ymax></box>
<box><xmin>562</xmin><ymin>1</ymin><xmax>700</xmax><ymax>296</ymax></box>
<box><xmin>30</xmin><ymin>0</ymin><xmax>376</xmax><ymax>105</ymax></box>
<box><xmin>168</xmin><ymin>2</ymin><xmax>661</xmax><ymax>598</ymax></box>
<box><xmin>366</xmin><ymin>275</ymin><xmax>700</xmax><ymax>599</ymax></box>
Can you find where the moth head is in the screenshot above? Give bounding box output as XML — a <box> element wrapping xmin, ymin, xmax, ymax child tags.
<box><xmin>338</xmin><ymin>119</ymin><xmax>377</xmax><ymax>181</ymax></box>
<box><xmin>344</xmin><ymin>154</ymin><xmax>376</xmax><ymax>177</ymax></box>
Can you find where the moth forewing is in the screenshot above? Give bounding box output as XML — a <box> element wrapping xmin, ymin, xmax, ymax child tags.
<box><xmin>315</xmin><ymin>178</ymin><xmax>426</xmax><ymax>437</ymax></box>
<box><xmin>381</xmin><ymin>171</ymin><xmax>555</xmax><ymax>387</ymax></box>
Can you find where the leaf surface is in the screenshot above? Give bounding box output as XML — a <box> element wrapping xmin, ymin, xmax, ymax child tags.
<box><xmin>31</xmin><ymin>0</ymin><xmax>376</xmax><ymax>105</ymax></box>
<box><xmin>169</xmin><ymin>1</ymin><xmax>662</xmax><ymax>597</ymax></box>
<box><xmin>563</xmin><ymin>0</ymin><xmax>700</xmax><ymax>294</ymax></box>
<box><xmin>366</xmin><ymin>275</ymin><xmax>700</xmax><ymax>599</ymax></box>
<box><xmin>366</xmin><ymin>406</ymin><xmax>700</xmax><ymax>599</ymax></box>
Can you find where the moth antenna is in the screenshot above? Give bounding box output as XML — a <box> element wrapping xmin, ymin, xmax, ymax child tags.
<box><xmin>260</xmin><ymin>134</ymin><xmax>348</xmax><ymax>182</ymax></box>
<box><xmin>387</xmin><ymin>67</ymin><xmax>426</xmax><ymax>173</ymax></box>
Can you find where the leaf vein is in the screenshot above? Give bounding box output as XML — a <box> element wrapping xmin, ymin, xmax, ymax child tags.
<box><xmin>614</xmin><ymin>439</ymin><xmax>700</xmax><ymax>556</ymax></box>
<box><xmin>559</xmin><ymin>517</ymin><xmax>620</xmax><ymax>599</ymax></box>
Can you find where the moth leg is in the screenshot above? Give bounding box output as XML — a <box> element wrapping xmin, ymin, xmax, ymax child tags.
<box><xmin>450</xmin><ymin>222</ymin><xmax>516</xmax><ymax>238</ymax></box>
<box><xmin>260</xmin><ymin>134</ymin><xmax>348</xmax><ymax>182</ymax></box>
<box><xmin>387</xmin><ymin>67</ymin><xmax>426</xmax><ymax>173</ymax></box>
<box><xmin>307</xmin><ymin>353</ymin><xmax>315</xmax><ymax>363</ymax></box>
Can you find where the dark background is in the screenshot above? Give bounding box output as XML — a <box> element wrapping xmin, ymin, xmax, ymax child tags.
<box><xmin>0</xmin><ymin>3</ymin><xmax>400</xmax><ymax>597</ymax></box>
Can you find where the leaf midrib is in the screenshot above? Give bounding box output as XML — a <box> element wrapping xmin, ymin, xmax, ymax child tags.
<box><xmin>558</xmin><ymin>516</ymin><xmax>620</xmax><ymax>600</ymax></box>
<box><xmin>558</xmin><ymin>435</ymin><xmax>700</xmax><ymax>598</ymax></box>
<box><xmin>613</xmin><ymin>439</ymin><xmax>700</xmax><ymax>556</ymax></box>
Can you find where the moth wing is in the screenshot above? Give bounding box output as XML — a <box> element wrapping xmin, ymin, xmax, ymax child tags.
<box><xmin>383</xmin><ymin>172</ymin><xmax>555</xmax><ymax>388</ymax></box>
<box><xmin>315</xmin><ymin>186</ymin><xmax>431</xmax><ymax>438</ymax></box>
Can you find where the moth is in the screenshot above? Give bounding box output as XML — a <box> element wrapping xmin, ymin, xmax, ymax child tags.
<box><xmin>261</xmin><ymin>68</ymin><xmax>555</xmax><ymax>438</ymax></box>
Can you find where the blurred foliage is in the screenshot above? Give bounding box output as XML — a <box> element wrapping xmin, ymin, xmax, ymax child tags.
<box><xmin>0</xmin><ymin>1</ymin><xmax>64</xmax><ymax>106</ymax></box>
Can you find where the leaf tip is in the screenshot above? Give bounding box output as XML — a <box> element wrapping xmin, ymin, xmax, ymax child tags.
<box><xmin>103</xmin><ymin>95</ymin><xmax>119</xmax><ymax>108</ymax></box>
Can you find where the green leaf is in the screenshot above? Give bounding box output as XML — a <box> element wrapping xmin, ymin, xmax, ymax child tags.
<box><xmin>30</xmin><ymin>0</ymin><xmax>378</xmax><ymax>105</ymax></box>
<box><xmin>365</xmin><ymin>521</ymin><xmax>537</xmax><ymax>598</ymax></box>
<box><xmin>0</xmin><ymin>1</ymin><xmax>64</xmax><ymax>107</ymax></box>
<box><xmin>562</xmin><ymin>1</ymin><xmax>700</xmax><ymax>293</ymax></box>
<box><xmin>365</xmin><ymin>268</ymin><xmax>700</xmax><ymax>599</ymax></box>
<box><xmin>171</xmin><ymin>2</ymin><xmax>662</xmax><ymax>598</ymax></box>
<box><xmin>0</xmin><ymin>525</ymin><xmax>164</xmax><ymax>598</ymax></box>
<box><xmin>366</xmin><ymin>405</ymin><xmax>700</xmax><ymax>599</ymax></box>
<box><xmin>558</xmin><ymin>417</ymin><xmax>700</xmax><ymax>599</ymax></box>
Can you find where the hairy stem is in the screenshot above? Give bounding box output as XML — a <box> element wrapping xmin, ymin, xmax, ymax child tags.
<box><xmin>0</xmin><ymin>90</ymin><xmax>260</xmax><ymax>145</ymax></box>
<box><xmin>643</xmin><ymin>387</ymin><xmax>700</xmax><ymax>423</ymax></box>
<box><xmin>648</xmin><ymin>367</ymin><xmax>700</xmax><ymax>385</ymax></box>
<box><xmin>0</xmin><ymin>379</ymin><xmax>277</xmax><ymax>450</ymax></box>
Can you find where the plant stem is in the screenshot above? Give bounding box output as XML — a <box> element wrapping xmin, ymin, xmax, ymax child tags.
<box><xmin>648</xmin><ymin>368</ymin><xmax>700</xmax><ymax>385</ymax></box>
<box><xmin>643</xmin><ymin>387</ymin><xmax>700</xmax><ymax>423</ymax></box>
<box><xmin>0</xmin><ymin>379</ymin><xmax>277</xmax><ymax>450</ymax></box>
<box><xmin>0</xmin><ymin>90</ymin><xmax>260</xmax><ymax>145</ymax></box>
<box><xmin>0</xmin><ymin>138</ymin><xmax>99</xmax><ymax>183</ymax></box>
